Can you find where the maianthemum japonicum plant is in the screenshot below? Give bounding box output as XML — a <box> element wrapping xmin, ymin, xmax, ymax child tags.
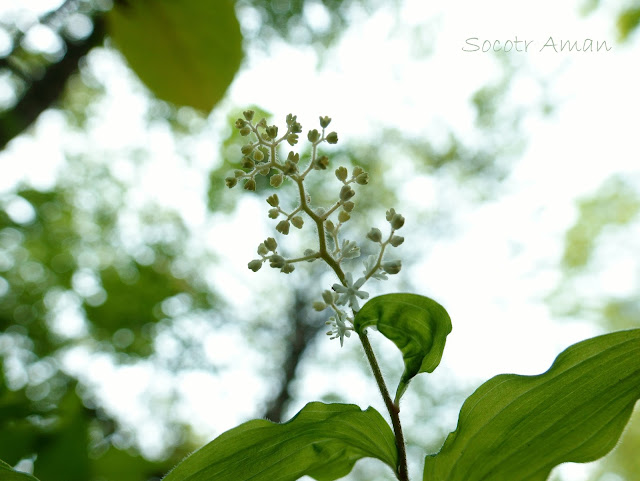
<box><xmin>4</xmin><ymin>112</ymin><xmax>639</xmax><ymax>481</ymax></box>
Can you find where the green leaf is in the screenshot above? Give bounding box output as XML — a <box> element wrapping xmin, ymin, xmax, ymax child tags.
<box><xmin>423</xmin><ymin>329</ymin><xmax>640</xmax><ymax>481</ymax></box>
<box><xmin>0</xmin><ymin>459</ymin><xmax>40</xmax><ymax>481</ymax></box>
<box><xmin>163</xmin><ymin>402</ymin><xmax>397</xmax><ymax>481</ymax></box>
<box><xmin>353</xmin><ymin>294</ymin><xmax>452</xmax><ymax>403</ymax></box>
<box><xmin>107</xmin><ymin>0</ymin><xmax>243</xmax><ymax>111</ymax></box>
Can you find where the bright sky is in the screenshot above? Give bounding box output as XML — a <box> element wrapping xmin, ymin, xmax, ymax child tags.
<box><xmin>2</xmin><ymin>0</ymin><xmax>639</xmax><ymax>479</ymax></box>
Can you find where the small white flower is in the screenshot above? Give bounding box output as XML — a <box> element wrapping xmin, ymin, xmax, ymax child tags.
<box><xmin>363</xmin><ymin>255</ymin><xmax>388</xmax><ymax>280</ymax></box>
<box><xmin>332</xmin><ymin>273</ymin><xmax>369</xmax><ymax>311</ymax></box>
<box><xmin>326</xmin><ymin>310</ymin><xmax>353</xmax><ymax>346</ymax></box>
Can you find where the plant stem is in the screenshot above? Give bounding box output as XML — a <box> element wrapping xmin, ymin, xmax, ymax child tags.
<box><xmin>358</xmin><ymin>331</ymin><xmax>409</xmax><ymax>481</ymax></box>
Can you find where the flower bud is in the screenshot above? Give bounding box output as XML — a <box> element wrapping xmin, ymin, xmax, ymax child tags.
<box><xmin>268</xmin><ymin>208</ymin><xmax>279</xmax><ymax>219</ymax></box>
<box><xmin>235</xmin><ymin>118</ymin><xmax>246</xmax><ymax>129</ymax></box>
<box><xmin>291</xmin><ymin>216</ymin><xmax>304</xmax><ymax>229</ymax></box>
<box><xmin>338</xmin><ymin>211</ymin><xmax>350</xmax><ymax>223</ymax></box>
<box><xmin>270</xmin><ymin>174</ymin><xmax>283</xmax><ymax>188</ymax></box>
<box><xmin>286</xmin><ymin>134</ymin><xmax>298</xmax><ymax>146</ymax></box>
<box><xmin>269</xmin><ymin>255</ymin><xmax>286</xmax><ymax>269</ymax></box>
<box><xmin>390</xmin><ymin>213</ymin><xmax>405</xmax><ymax>230</ymax></box>
<box><xmin>286</xmin><ymin>113</ymin><xmax>296</xmax><ymax>125</ymax></box>
<box><xmin>257</xmin><ymin>243</ymin><xmax>269</xmax><ymax>256</ymax></box>
<box><xmin>243</xmin><ymin>110</ymin><xmax>255</xmax><ymax>120</ymax></box>
<box><xmin>319</xmin><ymin>116</ymin><xmax>331</xmax><ymax>128</ymax></box>
<box><xmin>335</xmin><ymin>166</ymin><xmax>348</xmax><ymax>182</ymax></box>
<box><xmin>241</xmin><ymin>144</ymin><xmax>254</xmax><ymax>155</ymax></box>
<box><xmin>322</xmin><ymin>290</ymin><xmax>335</xmax><ymax>304</ymax></box>
<box><xmin>313</xmin><ymin>301</ymin><xmax>327</xmax><ymax>311</ymax></box>
<box><xmin>276</xmin><ymin>220</ymin><xmax>290</xmax><ymax>235</ymax></box>
<box><xmin>353</xmin><ymin>166</ymin><xmax>364</xmax><ymax>177</ymax></box>
<box><xmin>234</xmin><ymin>169</ymin><xmax>245</xmax><ymax>178</ymax></box>
<box><xmin>248</xmin><ymin>259</ymin><xmax>263</xmax><ymax>272</ymax></box>
<box><xmin>315</xmin><ymin>155</ymin><xmax>329</xmax><ymax>170</ymax></box>
<box><xmin>257</xmin><ymin>118</ymin><xmax>267</xmax><ymax>128</ymax></box>
<box><xmin>326</xmin><ymin>132</ymin><xmax>338</xmax><ymax>144</ymax></box>
<box><xmin>239</xmin><ymin>126</ymin><xmax>251</xmax><ymax>136</ymax></box>
<box><xmin>386</xmin><ymin>208</ymin><xmax>396</xmax><ymax>222</ymax></box>
<box><xmin>307</xmin><ymin>129</ymin><xmax>320</xmax><ymax>142</ymax></box>
<box><xmin>287</xmin><ymin>151</ymin><xmax>300</xmax><ymax>163</ymax></box>
<box><xmin>389</xmin><ymin>235</ymin><xmax>404</xmax><ymax>247</ymax></box>
<box><xmin>355</xmin><ymin>172</ymin><xmax>369</xmax><ymax>185</ymax></box>
<box><xmin>343</xmin><ymin>201</ymin><xmax>354</xmax><ymax>212</ymax></box>
<box><xmin>264</xmin><ymin>237</ymin><xmax>277</xmax><ymax>251</ymax></box>
<box><xmin>366</xmin><ymin>228</ymin><xmax>382</xmax><ymax>243</ymax></box>
<box><xmin>266</xmin><ymin>125</ymin><xmax>278</xmax><ymax>139</ymax></box>
<box><xmin>266</xmin><ymin>194</ymin><xmax>279</xmax><ymax>207</ymax></box>
<box><xmin>253</xmin><ymin>150</ymin><xmax>264</xmax><ymax>161</ymax></box>
<box><xmin>257</xmin><ymin>166</ymin><xmax>270</xmax><ymax>176</ymax></box>
<box><xmin>281</xmin><ymin>263</ymin><xmax>295</xmax><ymax>274</ymax></box>
<box><xmin>283</xmin><ymin>160</ymin><xmax>298</xmax><ymax>175</ymax></box>
<box><xmin>303</xmin><ymin>248</ymin><xmax>316</xmax><ymax>260</ymax></box>
<box><xmin>225</xmin><ymin>177</ymin><xmax>237</xmax><ymax>188</ymax></box>
<box><xmin>244</xmin><ymin>179</ymin><xmax>256</xmax><ymax>191</ymax></box>
<box><xmin>242</xmin><ymin>158</ymin><xmax>255</xmax><ymax>169</ymax></box>
<box><xmin>325</xmin><ymin>220</ymin><xmax>335</xmax><ymax>233</ymax></box>
<box><xmin>382</xmin><ymin>260</ymin><xmax>402</xmax><ymax>275</ymax></box>
<box><xmin>340</xmin><ymin>185</ymin><xmax>355</xmax><ymax>201</ymax></box>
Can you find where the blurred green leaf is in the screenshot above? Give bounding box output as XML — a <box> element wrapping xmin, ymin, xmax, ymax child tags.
<box><xmin>618</xmin><ymin>7</ymin><xmax>640</xmax><ymax>41</ymax></box>
<box><xmin>107</xmin><ymin>0</ymin><xmax>243</xmax><ymax>111</ymax></box>
<box><xmin>0</xmin><ymin>459</ymin><xmax>40</xmax><ymax>481</ymax></box>
<box><xmin>353</xmin><ymin>294</ymin><xmax>452</xmax><ymax>403</ymax></box>
<box><xmin>423</xmin><ymin>329</ymin><xmax>640</xmax><ymax>481</ymax></box>
<box><xmin>163</xmin><ymin>402</ymin><xmax>397</xmax><ymax>481</ymax></box>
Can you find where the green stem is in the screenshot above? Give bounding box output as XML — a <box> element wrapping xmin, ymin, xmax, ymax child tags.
<box><xmin>358</xmin><ymin>331</ymin><xmax>409</xmax><ymax>481</ymax></box>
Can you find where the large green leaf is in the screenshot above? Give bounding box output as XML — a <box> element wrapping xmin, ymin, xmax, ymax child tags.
<box><xmin>107</xmin><ymin>0</ymin><xmax>243</xmax><ymax>111</ymax></box>
<box><xmin>0</xmin><ymin>459</ymin><xmax>40</xmax><ymax>481</ymax></box>
<box><xmin>423</xmin><ymin>329</ymin><xmax>640</xmax><ymax>481</ymax></box>
<box><xmin>353</xmin><ymin>294</ymin><xmax>452</xmax><ymax>403</ymax></box>
<box><xmin>163</xmin><ymin>402</ymin><xmax>397</xmax><ymax>481</ymax></box>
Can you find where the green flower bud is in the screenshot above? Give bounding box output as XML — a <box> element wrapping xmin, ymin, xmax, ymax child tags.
<box><xmin>303</xmin><ymin>249</ymin><xmax>316</xmax><ymax>261</ymax></box>
<box><xmin>248</xmin><ymin>259</ymin><xmax>263</xmax><ymax>272</ymax></box>
<box><xmin>266</xmin><ymin>194</ymin><xmax>279</xmax><ymax>207</ymax></box>
<box><xmin>239</xmin><ymin>126</ymin><xmax>251</xmax><ymax>136</ymax></box>
<box><xmin>382</xmin><ymin>260</ymin><xmax>402</xmax><ymax>275</ymax></box>
<box><xmin>389</xmin><ymin>235</ymin><xmax>404</xmax><ymax>247</ymax></box>
<box><xmin>287</xmin><ymin>151</ymin><xmax>300</xmax><ymax>163</ymax></box>
<box><xmin>257</xmin><ymin>166</ymin><xmax>270</xmax><ymax>176</ymax></box>
<box><xmin>276</xmin><ymin>220</ymin><xmax>290</xmax><ymax>235</ymax></box>
<box><xmin>287</xmin><ymin>134</ymin><xmax>298</xmax><ymax>146</ymax></box>
<box><xmin>316</xmin><ymin>155</ymin><xmax>329</xmax><ymax>170</ymax></box>
<box><xmin>253</xmin><ymin>150</ymin><xmax>264</xmax><ymax>161</ymax></box>
<box><xmin>340</xmin><ymin>185</ymin><xmax>355</xmax><ymax>201</ymax></box>
<box><xmin>241</xmin><ymin>144</ymin><xmax>254</xmax><ymax>155</ymax></box>
<box><xmin>243</xmin><ymin>110</ymin><xmax>255</xmax><ymax>121</ymax></box>
<box><xmin>291</xmin><ymin>122</ymin><xmax>302</xmax><ymax>134</ymax></box>
<box><xmin>235</xmin><ymin>118</ymin><xmax>246</xmax><ymax>129</ymax></box>
<box><xmin>313</xmin><ymin>301</ymin><xmax>327</xmax><ymax>311</ymax></box>
<box><xmin>322</xmin><ymin>290</ymin><xmax>335</xmax><ymax>304</ymax></box>
<box><xmin>268</xmin><ymin>208</ymin><xmax>279</xmax><ymax>219</ymax></box>
<box><xmin>319</xmin><ymin>116</ymin><xmax>331</xmax><ymax>128</ymax></box>
<box><xmin>257</xmin><ymin>243</ymin><xmax>269</xmax><ymax>256</ymax></box>
<box><xmin>225</xmin><ymin>177</ymin><xmax>237</xmax><ymax>188</ymax></box>
<box><xmin>325</xmin><ymin>220</ymin><xmax>335</xmax><ymax>233</ymax></box>
<box><xmin>266</xmin><ymin>125</ymin><xmax>278</xmax><ymax>139</ymax></box>
<box><xmin>386</xmin><ymin>208</ymin><xmax>397</xmax><ymax>222</ymax></box>
<box><xmin>335</xmin><ymin>166</ymin><xmax>348</xmax><ymax>182</ymax></box>
<box><xmin>338</xmin><ymin>210</ymin><xmax>350</xmax><ymax>223</ymax></box>
<box><xmin>291</xmin><ymin>216</ymin><xmax>304</xmax><ymax>229</ymax></box>
<box><xmin>343</xmin><ymin>201</ymin><xmax>354</xmax><ymax>212</ymax></box>
<box><xmin>270</xmin><ymin>174</ymin><xmax>284</xmax><ymax>187</ymax></box>
<box><xmin>264</xmin><ymin>237</ymin><xmax>277</xmax><ymax>251</ymax></box>
<box><xmin>269</xmin><ymin>254</ymin><xmax>286</xmax><ymax>269</ymax></box>
<box><xmin>366</xmin><ymin>227</ymin><xmax>382</xmax><ymax>243</ymax></box>
<box><xmin>242</xmin><ymin>158</ymin><xmax>255</xmax><ymax>169</ymax></box>
<box><xmin>234</xmin><ymin>169</ymin><xmax>245</xmax><ymax>178</ymax></box>
<box><xmin>257</xmin><ymin>118</ymin><xmax>267</xmax><ymax>128</ymax></box>
<box><xmin>353</xmin><ymin>166</ymin><xmax>364</xmax><ymax>178</ymax></box>
<box><xmin>355</xmin><ymin>172</ymin><xmax>369</xmax><ymax>185</ymax></box>
<box><xmin>286</xmin><ymin>113</ymin><xmax>296</xmax><ymax>125</ymax></box>
<box><xmin>307</xmin><ymin>129</ymin><xmax>320</xmax><ymax>142</ymax></box>
<box><xmin>326</xmin><ymin>131</ymin><xmax>338</xmax><ymax>144</ymax></box>
<box><xmin>281</xmin><ymin>263</ymin><xmax>295</xmax><ymax>274</ymax></box>
<box><xmin>390</xmin><ymin>213</ymin><xmax>405</xmax><ymax>230</ymax></box>
<box><xmin>244</xmin><ymin>179</ymin><xmax>256</xmax><ymax>191</ymax></box>
<box><xmin>283</xmin><ymin>160</ymin><xmax>298</xmax><ymax>175</ymax></box>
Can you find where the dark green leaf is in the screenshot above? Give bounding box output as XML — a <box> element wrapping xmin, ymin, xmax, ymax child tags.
<box><xmin>163</xmin><ymin>402</ymin><xmax>397</xmax><ymax>481</ymax></box>
<box><xmin>353</xmin><ymin>294</ymin><xmax>452</xmax><ymax>403</ymax></box>
<box><xmin>0</xmin><ymin>459</ymin><xmax>40</xmax><ymax>481</ymax></box>
<box><xmin>107</xmin><ymin>0</ymin><xmax>243</xmax><ymax>111</ymax></box>
<box><xmin>423</xmin><ymin>329</ymin><xmax>640</xmax><ymax>481</ymax></box>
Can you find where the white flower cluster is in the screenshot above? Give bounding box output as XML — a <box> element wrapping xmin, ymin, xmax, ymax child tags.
<box><xmin>228</xmin><ymin>111</ymin><xmax>405</xmax><ymax>346</ymax></box>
